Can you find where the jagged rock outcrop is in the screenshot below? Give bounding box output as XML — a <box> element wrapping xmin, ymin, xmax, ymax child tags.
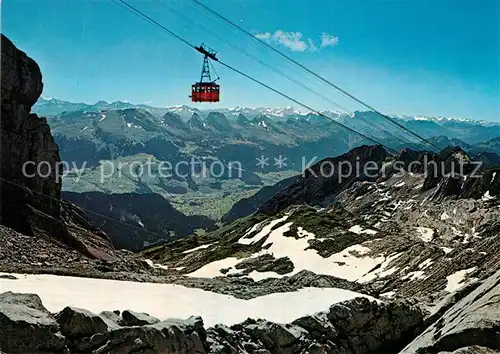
<box><xmin>236</xmin><ymin>113</ymin><xmax>250</xmax><ymax>126</ymax></box>
<box><xmin>187</xmin><ymin>112</ymin><xmax>206</xmax><ymax>130</ymax></box>
<box><xmin>221</xmin><ymin>175</ymin><xmax>297</xmax><ymax>224</ymax></box>
<box><xmin>162</xmin><ymin>111</ymin><xmax>189</xmax><ymax>131</ymax></box>
<box><xmin>207</xmin><ymin>297</ymin><xmax>424</xmax><ymax>354</ymax></box>
<box><xmin>121</xmin><ymin>310</ymin><xmax>160</xmax><ymax>326</ymax></box>
<box><xmin>0</xmin><ymin>34</ymin><xmax>113</xmax><ymax>258</ymax></box>
<box><xmin>205</xmin><ymin>112</ymin><xmax>233</xmax><ymax>131</ymax></box>
<box><xmin>400</xmin><ymin>270</ymin><xmax>500</xmax><ymax>353</ymax></box>
<box><xmin>0</xmin><ymin>34</ymin><xmax>60</xmax><ymax>234</ymax></box>
<box><xmin>258</xmin><ymin>145</ymin><xmax>390</xmax><ymax>215</ymax></box>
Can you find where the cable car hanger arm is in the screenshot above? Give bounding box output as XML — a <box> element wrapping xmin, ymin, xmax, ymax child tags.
<box><xmin>195</xmin><ymin>44</ymin><xmax>218</xmax><ymax>61</ymax></box>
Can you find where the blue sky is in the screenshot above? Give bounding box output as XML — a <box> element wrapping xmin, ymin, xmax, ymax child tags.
<box><xmin>3</xmin><ymin>0</ymin><xmax>499</xmax><ymax>120</ymax></box>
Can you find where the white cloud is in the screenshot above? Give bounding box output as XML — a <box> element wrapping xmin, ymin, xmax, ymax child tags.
<box><xmin>320</xmin><ymin>32</ymin><xmax>339</xmax><ymax>48</ymax></box>
<box><xmin>307</xmin><ymin>38</ymin><xmax>318</xmax><ymax>52</ymax></box>
<box><xmin>272</xmin><ymin>30</ymin><xmax>308</xmax><ymax>52</ymax></box>
<box><xmin>255</xmin><ymin>30</ymin><xmax>339</xmax><ymax>52</ymax></box>
<box><xmin>255</xmin><ymin>32</ymin><xmax>271</xmax><ymax>40</ymax></box>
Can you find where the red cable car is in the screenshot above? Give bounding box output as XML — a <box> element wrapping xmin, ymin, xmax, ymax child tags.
<box><xmin>190</xmin><ymin>44</ymin><xmax>220</xmax><ymax>103</ymax></box>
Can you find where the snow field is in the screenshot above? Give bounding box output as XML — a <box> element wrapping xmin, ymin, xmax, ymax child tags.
<box><xmin>0</xmin><ymin>273</ymin><xmax>375</xmax><ymax>327</ymax></box>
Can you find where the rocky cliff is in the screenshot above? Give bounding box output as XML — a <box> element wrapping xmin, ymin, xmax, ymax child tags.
<box><xmin>0</xmin><ymin>34</ymin><xmax>113</xmax><ymax>257</ymax></box>
<box><xmin>62</xmin><ymin>191</ymin><xmax>217</xmax><ymax>251</ymax></box>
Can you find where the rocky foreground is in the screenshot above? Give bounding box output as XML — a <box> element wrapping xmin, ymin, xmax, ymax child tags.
<box><xmin>0</xmin><ymin>289</ymin><xmax>425</xmax><ymax>354</ymax></box>
<box><xmin>2</xmin><ymin>267</ymin><xmax>500</xmax><ymax>353</ymax></box>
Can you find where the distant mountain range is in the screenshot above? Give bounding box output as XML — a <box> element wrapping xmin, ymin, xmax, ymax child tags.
<box><xmin>34</xmin><ymin>97</ymin><xmax>497</xmax><ymax>125</ymax></box>
<box><xmin>37</xmin><ymin>97</ymin><xmax>500</xmax><ymax>223</ymax></box>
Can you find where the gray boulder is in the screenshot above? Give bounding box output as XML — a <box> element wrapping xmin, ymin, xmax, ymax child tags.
<box><xmin>99</xmin><ymin>310</ymin><xmax>124</xmax><ymax>328</ymax></box>
<box><xmin>122</xmin><ymin>309</ymin><xmax>160</xmax><ymax>326</ymax></box>
<box><xmin>0</xmin><ymin>292</ymin><xmax>65</xmax><ymax>353</ymax></box>
<box><xmin>206</xmin><ymin>297</ymin><xmax>425</xmax><ymax>354</ymax></box>
<box><xmin>56</xmin><ymin>306</ymin><xmax>109</xmax><ymax>338</ymax></box>
<box><xmin>74</xmin><ymin>316</ymin><xmax>207</xmax><ymax>353</ymax></box>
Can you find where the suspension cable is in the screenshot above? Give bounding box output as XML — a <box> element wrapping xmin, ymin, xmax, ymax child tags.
<box><xmin>113</xmin><ymin>0</ymin><xmax>401</xmax><ymax>154</ymax></box>
<box><xmin>155</xmin><ymin>1</ymin><xmax>422</xmax><ymax>149</ymax></box>
<box><xmin>154</xmin><ymin>0</ymin><xmax>357</xmax><ymax>116</ymax></box>
<box><xmin>0</xmin><ymin>177</ymin><xmax>171</xmax><ymax>241</ymax></box>
<box><xmin>188</xmin><ymin>0</ymin><xmax>441</xmax><ymax>152</ymax></box>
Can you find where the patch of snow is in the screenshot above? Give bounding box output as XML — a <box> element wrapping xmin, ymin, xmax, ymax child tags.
<box><xmin>82</xmin><ymin>126</ymin><xmax>88</xmax><ymax>131</ymax></box>
<box><xmin>418</xmin><ymin>258</ymin><xmax>433</xmax><ymax>270</ymax></box>
<box><xmin>440</xmin><ymin>212</ymin><xmax>450</xmax><ymax>221</ymax></box>
<box><xmin>297</xmin><ymin>227</ymin><xmax>315</xmax><ymax>238</ymax></box>
<box><xmin>349</xmin><ymin>225</ymin><xmax>378</xmax><ymax>235</ymax></box>
<box><xmin>482</xmin><ymin>190</ymin><xmax>496</xmax><ymax>201</ymax></box>
<box><xmin>358</xmin><ymin>253</ymin><xmax>401</xmax><ymax>283</ymax></box>
<box><xmin>246</xmin><ymin>270</ymin><xmax>282</xmax><ymax>281</ymax></box>
<box><xmin>182</xmin><ymin>242</ymin><xmax>218</xmax><ymax>254</ymax></box>
<box><xmin>99</xmin><ymin>113</ymin><xmax>106</xmax><ymax>121</ymax></box>
<box><xmin>445</xmin><ymin>267</ymin><xmax>476</xmax><ymax>292</ymax></box>
<box><xmin>451</xmin><ymin>226</ymin><xmax>463</xmax><ymax>236</ymax></box>
<box><xmin>441</xmin><ymin>247</ymin><xmax>453</xmax><ymax>254</ymax></box>
<box><xmin>390</xmin><ymin>200</ymin><xmax>404</xmax><ymax>211</ymax></box>
<box><xmin>462</xmin><ymin>227</ymin><xmax>481</xmax><ymax>244</ymax></box>
<box><xmin>238</xmin><ymin>215</ymin><xmax>289</xmax><ymax>245</ymax></box>
<box><xmin>144</xmin><ymin>259</ymin><xmax>169</xmax><ymax>271</ymax></box>
<box><xmin>415</xmin><ymin>227</ymin><xmax>434</xmax><ymax>242</ymax></box>
<box><xmin>190</xmin><ymin>222</ymin><xmax>387</xmax><ymax>282</ymax></box>
<box><xmin>492</xmin><ymin>172</ymin><xmax>497</xmax><ymax>183</ymax></box>
<box><xmin>394</xmin><ymin>181</ymin><xmax>405</xmax><ymax>188</ymax></box>
<box><xmin>402</xmin><ymin>270</ymin><xmax>427</xmax><ymax>281</ymax></box>
<box><xmin>380</xmin><ymin>291</ymin><xmax>396</xmax><ymax>298</ymax></box>
<box><xmin>187</xmin><ymin>257</ymin><xmax>241</xmax><ymax>278</ymax></box>
<box><xmin>0</xmin><ymin>273</ymin><xmax>376</xmax><ymax>327</ymax></box>
<box><xmin>126</xmin><ymin>122</ymin><xmax>132</xmax><ymax>128</ymax></box>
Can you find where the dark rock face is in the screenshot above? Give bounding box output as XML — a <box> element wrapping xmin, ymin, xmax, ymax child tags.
<box><xmin>205</xmin><ymin>112</ymin><xmax>232</xmax><ymax>131</ymax></box>
<box><xmin>63</xmin><ymin>191</ymin><xmax>217</xmax><ymax>251</ymax></box>
<box><xmin>234</xmin><ymin>254</ymin><xmax>295</xmax><ymax>275</ymax></box>
<box><xmin>187</xmin><ymin>112</ymin><xmax>206</xmax><ymax>130</ymax></box>
<box><xmin>0</xmin><ymin>34</ymin><xmax>113</xmax><ymax>257</ymax></box>
<box><xmin>0</xmin><ymin>34</ymin><xmax>60</xmax><ymax>234</ymax></box>
<box><xmin>258</xmin><ymin>145</ymin><xmax>390</xmax><ymax>215</ymax></box>
<box><xmin>221</xmin><ymin>175</ymin><xmax>297</xmax><ymax>224</ymax></box>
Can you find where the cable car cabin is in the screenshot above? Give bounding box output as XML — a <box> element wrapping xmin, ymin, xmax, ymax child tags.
<box><xmin>191</xmin><ymin>83</ymin><xmax>220</xmax><ymax>103</ymax></box>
